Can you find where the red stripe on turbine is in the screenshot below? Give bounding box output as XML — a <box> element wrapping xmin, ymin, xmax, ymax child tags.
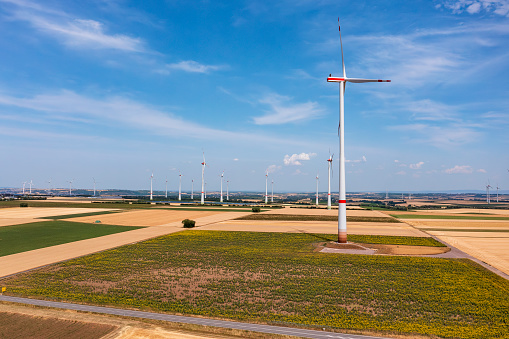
<box><xmin>327</xmin><ymin>193</ymin><xmax>331</xmax><ymax>195</ymax></box>
<box><xmin>339</xmin><ymin>200</ymin><xmax>347</xmax><ymax>203</ymax></box>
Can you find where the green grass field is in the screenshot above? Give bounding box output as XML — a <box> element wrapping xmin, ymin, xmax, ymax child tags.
<box><xmin>0</xmin><ymin>221</ymin><xmax>143</xmax><ymax>257</ymax></box>
<box><xmin>391</xmin><ymin>214</ymin><xmax>509</xmax><ymax>221</ymax></box>
<box><xmin>3</xmin><ymin>231</ymin><xmax>506</xmax><ymax>338</ymax></box>
<box><xmin>236</xmin><ymin>214</ymin><xmax>401</xmax><ymax>223</ymax></box>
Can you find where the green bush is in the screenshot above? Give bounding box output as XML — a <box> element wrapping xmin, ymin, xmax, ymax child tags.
<box><xmin>182</xmin><ymin>219</ymin><xmax>196</xmax><ymax>228</ymax></box>
<box><xmin>20</xmin><ymin>203</ymin><xmax>28</xmax><ymax>208</ymax></box>
<box><xmin>252</xmin><ymin>207</ymin><xmax>261</xmax><ymax>213</ymax></box>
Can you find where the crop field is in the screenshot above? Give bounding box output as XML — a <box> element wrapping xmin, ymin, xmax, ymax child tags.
<box><xmin>391</xmin><ymin>214</ymin><xmax>509</xmax><ymax>221</ymax></box>
<box><xmin>0</xmin><ymin>311</ymin><xmax>117</xmax><ymax>339</ymax></box>
<box><xmin>237</xmin><ymin>214</ymin><xmax>401</xmax><ymax>223</ymax></box>
<box><xmin>3</xmin><ymin>231</ymin><xmax>508</xmax><ymax>339</ymax></box>
<box><xmin>0</xmin><ymin>220</ymin><xmax>143</xmax><ymax>257</ymax></box>
<box><xmin>39</xmin><ymin>210</ymin><xmax>121</xmax><ymax>220</ymax></box>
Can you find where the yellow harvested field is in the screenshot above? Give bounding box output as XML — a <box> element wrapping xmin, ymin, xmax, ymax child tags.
<box><xmin>199</xmin><ymin>220</ymin><xmax>429</xmax><ymax>237</ymax></box>
<box><xmin>0</xmin><ymin>207</ymin><xmax>119</xmax><ymax>219</ymax></box>
<box><xmin>69</xmin><ymin>209</ymin><xmax>227</xmax><ymax>227</ymax></box>
<box><xmin>429</xmin><ymin>231</ymin><xmax>509</xmax><ymax>275</ymax></box>
<box><xmin>0</xmin><ymin>218</ymin><xmax>49</xmax><ymax>227</ymax></box>
<box><xmin>262</xmin><ymin>207</ymin><xmax>388</xmax><ymax>217</ymax></box>
<box><xmin>405</xmin><ymin>219</ymin><xmax>509</xmax><ymax>230</ymax></box>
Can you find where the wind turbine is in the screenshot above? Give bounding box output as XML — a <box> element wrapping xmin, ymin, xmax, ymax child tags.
<box><xmin>201</xmin><ymin>153</ymin><xmax>206</xmax><ymax>205</ymax></box>
<box><xmin>265</xmin><ymin>171</ymin><xmax>268</xmax><ymax>204</ymax></box>
<box><xmin>191</xmin><ymin>179</ymin><xmax>194</xmax><ymax>200</ymax></box>
<box><xmin>220</xmin><ymin>171</ymin><xmax>224</xmax><ymax>203</ymax></box>
<box><xmin>22</xmin><ymin>181</ymin><xmax>27</xmax><ymax>195</ymax></box>
<box><xmin>179</xmin><ymin>171</ymin><xmax>183</xmax><ymax>201</ymax></box>
<box><xmin>67</xmin><ymin>179</ymin><xmax>74</xmax><ymax>196</ymax></box>
<box><xmin>271</xmin><ymin>179</ymin><xmax>274</xmax><ymax>203</ymax></box>
<box><xmin>327</xmin><ymin>19</ymin><xmax>391</xmax><ymax>243</ymax></box>
<box><xmin>385</xmin><ymin>189</ymin><xmax>389</xmax><ymax>200</ymax></box>
<box><xmin>316</xmin><ymin>172</ymin><xmax>319</xmax><ymax>206</ymax></box>
<box><xmin>496</xmin><ymin>184</ymin><xmax>500</xmax><ymax>203</ymax></box>
<box><xmin>47</xmin><ymin>179</ymin><xmax>52</xmax><ymax>195</ymax></box>
<box><xmin>327</xmin><ymin>153</ymin><xmax>333</xmax><ymax>210</ymax></box>
<box><xmin>486</xmin><ymin>182</ymin><xmax>492</xmax><ymax>204</ymax></box>
<box><xmin>226</xmin><ymin>180</ymin><xmax>229</xmax><ymax>201</ymax></box>
<box><xmin>93</xmin><ymin>178</ymin><xmax>97</xmax><ymax>197</ymax></box>
<box><xmin>150</xmin><ymin>173</ymin><xmax>154</xmax><ymax>201</ymax></box>
<box><xmin>165</xmin><ymin>177</ymin><xmax>168</xmax><ymax>199</ymax></box>
<box><xmin>28</xmin><ymin>180</ymin><xmax>33</xmax><ymax>195</ymax></box>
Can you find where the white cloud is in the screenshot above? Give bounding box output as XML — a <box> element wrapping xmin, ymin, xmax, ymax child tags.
<box><xmin>283</xmin><ymin>152</ymin><xmax>316</xmax><ymax>166</ymax></box>
<box><xmin>477</xmin><ymin>168</ymin><xmax>487</xmax><ymax>173</ymax></box>
<box><xmin>158</xmin><ymin>61</ymin><xmax>225</xmax><ymax>74</ymax></box>
<box><xmin>441</xmin><ymin>0</ymin><xmax>509</xmax><ymax>16</ymax></box>
<box><xmin>233</xmin><ymin>158</ymin><xmax>239</xmax><ymax>161</ymax></box>
<box><xmin>1</xmin><ymin>1</ymin><xmax>145</xmax><ymax>52</ymax></box>
<box><xmin>389</xmin><ymin>123</ymin><xmax>482</xmax><ymax>148</ymax></box>
<box><xmin>346</xmin><ymin>155</ymin><xmax>367</xmax><ymax>163</ymax></box>
<box><xmin>266</xmin><ymin>164</ymin><xmax>281</xmax><ymax>173</ymax></box>
<box><xmin>253</xmin><ymin>93</ymin><xmax>323</xmax><ymax>125</ymax></box>
<box><xmin>396</xmin><ymin>171</ymin><xmax>407</xmax><ymax>175</ymax></box>
<box><xmin>0</xmin><ymin>90</ymin><xmax>296</xmax><ymax>144</ymax></box>
<box><xmin>445</xmin><ymin>165</ymin><xmax>473</xmax><ymax>174</ymax></box>
<box><xmin>409</xmin><ymin>161</ymin><xmax>425</xmax><ymax>169</ymax></box>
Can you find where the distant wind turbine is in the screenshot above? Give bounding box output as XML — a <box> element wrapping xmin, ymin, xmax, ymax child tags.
<box><xmin>28</xmin><ymin>180</ymin><xmax>33</xmax><ymax>195</ymax></box>
<box><xmin>220</xmin><ymin>170</ymin><xmax>224</xmax><ymax>203</ymax></box>
<box><xmin>327</xmin><ymin>153</ymin><xmax>333</xmax><ymax>210</ymax></box>
<box><xmin>316</xmin><ymin>172</ymin><xmax>319</xmax><ymax>206</ymax></box>
<box><xmin>47</xmin><ymin>179</ymin><xmax>52</xmax><ymax>195</ymax></box>
<box><xmin>271</xmin><ymin>179</ymin><xmax>274</xmax><ymax>203</ymax></box>
<box><xmin>265</xmin><ymin>171</ymin><xmax>268</xmax><ymax>204</ymax></box>
<box><xmin>226</xmin><ymin>180</ymin><xmax>229</xmax><ymax>201</ymax></box>
<box><xmin>22</xmin><ymin>181</ymin><xmax>27</xmax><ymax>195</ymax></box>
<box><xmin>150</xmin><ymin>173</ymin><xmax>154</xmax><ymax>201</ymax></box>
<box><xmin>191</xmin><ymin>179</ymin><xmax>194</xmax><ymax>200</ymax></box>
<box><xmin>327</xmin><ymin>19</ymin><xmax>391</xmax><ymax>243</ymax></box>
<box><xmin>179</xmin><ymin>171</ymin><xmax>183</xmax><ymax>201</ymax></box>
<box><xmin>496</xmin><ymin>184</ymin><xmax>500</xmax><ymax>203</ymax></box>
<box><xmin>486</xmin><ymin>182</ymin><xmax>492</xmax><ymax>204</ymax></box>
<box><xmin>165</xmin><ymin>177</ymin><xmax>168</xmax><ymax>199</ymax></box>
<box><xmin>93</xmin><ymin>178</ymin><xmax>97</xmax><ymax>197</ymax></box>
<box><xmin>67</xmin><ymin>179</ymin><xmax>74</xmax><ymax>196</ymax></box>
<box><xmin>201</xmin><ymin>153</ymin><xmax>206</xmax><ymax>205</ymax></box>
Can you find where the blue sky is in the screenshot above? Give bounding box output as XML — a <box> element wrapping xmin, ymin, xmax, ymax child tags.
<box><xmin>1</xmin><ymin>0</ymin><xmax>508</xmax><ymax>193</ymax></box>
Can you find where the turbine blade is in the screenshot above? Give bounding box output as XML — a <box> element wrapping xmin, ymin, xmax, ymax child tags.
<box><xmin>338</xmin><ymin>18</ymin><xmax>346</xmax><ymax>78</ymax></box>
<box><xmin>346</xmin><ymin>78</ymin><xmax>391</xmax><ymax>83</ymax></box>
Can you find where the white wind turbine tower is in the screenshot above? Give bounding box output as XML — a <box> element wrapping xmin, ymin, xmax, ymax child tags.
<box><xmin>327</xmin><ymin>19</ymin><xmax>391</xmax><ymax>243</ymax></box>
<box><xmin>179</xmin><ymin>171</ymin><xmax>183</xmax><ymax>201</ymax></box>
<box><xmin>265</xmin><ymin>171</ymin><xmax>268</xmax><ymax>204</ymax></box>
<box><xmin>28</xmin><ymin>180</ymin><xmax>33</xmax><ymax>195</ymax></box>
<box><xmin>226</xmin><ymin>180</ymin><xmax>229</xmax><ymax>201</ymax></box>
<box><xmin>93</xmin><ymin>178</ymin><xmax>97</xmax><ymax>197</ymax></box>
<box><xmin>191</xmin><ymin>179</ymin><xmax>194</xmax><ymax>200</ymax></box>
<box><xmin>165</xmin><ymin>177</ymin><xmax>168</xmax><ymax>199</ymax></box>
<box><xmin>47</xmin><ymin>179</ymin><xmax>52</xmax><ymax>195</ymax></box>
<box><xmin>67</xmin><ymin>179</ymin><xmax>74</xmax><ymax>196</ymax></box>
<box><xmin>271</xmin><ymin>179</ymin><xmax>274</xmax><ymax>203</ymax></box>
<box><xmin>220</xmin><ymin>171</ymin><xmax>224</xmax><ymax>203</ymax></box>
<box><xmin>496</xmin><ymin>184</ymin><xmax>500</xmax><ymax>203</ymax></box>
<box><xmin>22</xmin><ymin>181</ymin><xmax>27</xmax><ymax>195</ymax></box>
<box><xmin>486</xmin><ymin>182</ymin><xmax>492</xmax><ymax>204</ymax></box>
<box><xmin>150</xmin><ymin>173</ymin><xmax>154</xmax><ymax>201</ymax></box>
<box><xmin>316</xmin><ymin>172</ymin><xmax>319</xmax><ymax>206</ymax></box>
<box><xmin>201</xmin><ymin>153</ymin><xmax>206</xmax><ymax>205</ymax></box>
<box><xmin>327</xmin><ymin>153</ymin><xmax>333</xmax><ymax>210</ymax></box>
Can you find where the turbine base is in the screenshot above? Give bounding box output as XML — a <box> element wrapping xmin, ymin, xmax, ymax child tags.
<box><xmin>338</xmin><ymin>232</ymin><xmax>347</xmax><ymax>244</ymax></box>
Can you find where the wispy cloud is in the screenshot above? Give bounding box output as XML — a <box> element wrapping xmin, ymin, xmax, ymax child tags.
<box><xmin>283</xmin><ymin>152</ymin><xmax>316</xmax><ymax>166</ymax></box>
<box><xmin>0</xmin><ymin>90</ymin><xmax>296</xmax><ymax>144</ymax></box>
<box><xmin>253</xmin><ymin>93</ymin><xmax>323</xmax><ymax>125</ymax></box>
<box><xmin>345</xmin><ymin>156</ymin><xmax>367</xmax><ymax>163</ymax></box>
<box><xmin>266</xmin><ymin>164</ymin><xmax>281</xmax><ymax>173</ymax></box>
<box><xmin>409</xmin><ymin>161</ymin><xmax>425</xmax><ymax>169</ymax></box>
<box><xmin>439</xmin><ymin>0</ymin><xmax>509</xmax><ymax>17</ymax></box>
<box><xmin>1</xmin><ymin>0</ymin><xmax>146</xmax><ymax>52</ymax></box>
<box><xmin>389</xmin><ymin>123</ymin><xmax>482</xmax><ymax>148</ymax></box>
<box><xmin>156</xmin><ymin>61</ymin><xmax>226</xmax><ymax>74</ymax></box>
<box><xmin>444</xmin><ymin>165</ymin><xmax>474</xmax><ymax>174</ymax></box>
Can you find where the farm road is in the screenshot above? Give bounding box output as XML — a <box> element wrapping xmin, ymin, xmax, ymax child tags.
<box><xmin>0</xmin><ymin>295</ymin><xmax>389</xmax><ymax>339</ymax></box>
<box><xmin>0</xmin><ymin>211</ymin><xmax>250</xmax><ymax>278</ymax></box>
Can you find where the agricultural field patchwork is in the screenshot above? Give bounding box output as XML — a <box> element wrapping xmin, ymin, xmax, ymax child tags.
<box><xmin>3</xmin><ymin>231</ymin><xmax>508</xmax><ymax>339</ymax></box>
<box><xmin>391</xmin><ymin>214</ymin><xmax>509</xmax><ymax>221</ymax></box>
<box><xmin>237</xmin><ymin>214</ymin><xmax>401</xmax><ymax>223</ymax></box>
<box><xmin>0</xmin><ymin>220</ymin><xmax>143</xmax><ymax>257</ymax></box>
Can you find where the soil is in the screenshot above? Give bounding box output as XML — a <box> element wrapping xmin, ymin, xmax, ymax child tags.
<box><xmin>315</xmin><ymin>241</ymin><xmax>450</xmax><ymax>256</ymax></box>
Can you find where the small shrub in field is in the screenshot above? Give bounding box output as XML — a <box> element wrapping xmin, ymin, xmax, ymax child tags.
<box><xmin>182</xmin><ymin>219</ymin><xmax>196</xmax><ymax>228</ymax></box>
<box><xmin>252</xmin><ymin>207</ymin><xmax>261</xmax><ymax>213</ymax></box>
<box><xmin>20</xmin><ymin>203</ymin><xmax>28</xmax><ymax>208</ymax></box>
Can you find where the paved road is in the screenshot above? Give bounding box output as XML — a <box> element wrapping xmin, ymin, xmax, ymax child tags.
<box><xmin>0</xmin><ymin>295</ymin><xmax>388</xmax><ymax>339</ymax></box>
